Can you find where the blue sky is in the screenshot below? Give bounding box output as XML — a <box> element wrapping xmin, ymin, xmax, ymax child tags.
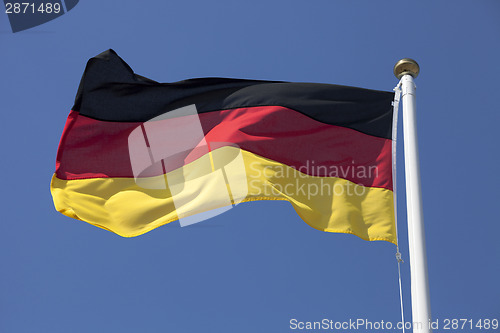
<box><xmin>1</xmin><ymin>1</ymin><xmax>499</xmax><ymax>332</ymax></box>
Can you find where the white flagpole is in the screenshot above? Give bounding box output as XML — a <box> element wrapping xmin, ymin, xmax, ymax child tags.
<box><xmin>394</xmin><ymin>59</ymin><xmax>432</xmax><ymax>333</ymax></box>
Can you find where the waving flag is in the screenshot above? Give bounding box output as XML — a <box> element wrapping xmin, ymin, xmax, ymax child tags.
<box><xmin>51</xmin><ymin>49</ymin><xmax>396</xmax><ymax>243</ymax></box>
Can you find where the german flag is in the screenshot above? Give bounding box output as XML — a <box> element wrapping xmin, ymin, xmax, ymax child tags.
<box><xmin>51</xmin><ymin>49</ymin><xmax>396</xmax><ymax>243</ymax></box>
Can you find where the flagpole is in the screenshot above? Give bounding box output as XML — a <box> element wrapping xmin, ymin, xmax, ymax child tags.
<box><xmin>394</xmin><ymin>59</ymin><xmax>432</xmax><ymax>333</ymax></box>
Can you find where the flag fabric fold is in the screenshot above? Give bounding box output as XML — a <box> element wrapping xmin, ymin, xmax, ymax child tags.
<box><xmin>51</xmin><ymin>49</ymin><xmax>396</xmax><ymax>243</ymax></box>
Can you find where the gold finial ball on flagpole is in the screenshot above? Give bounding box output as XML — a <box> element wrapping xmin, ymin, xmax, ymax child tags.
<box><xmin>393</xmin><ymin>58</ymin><xmax>420</xmax><ymax>79</ymax></box>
